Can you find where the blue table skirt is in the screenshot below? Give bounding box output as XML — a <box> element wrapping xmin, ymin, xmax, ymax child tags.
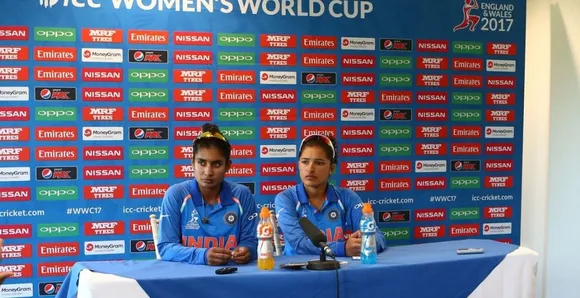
<box><xmin>57</xmin><ymin>239</ymin><xmax>517</xmax><ymax>298</ymax></box>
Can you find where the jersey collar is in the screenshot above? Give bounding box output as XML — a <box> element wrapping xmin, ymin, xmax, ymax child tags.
<box><xmin>297</xmin><ymin>183</ymin><xmax>338</xmax><ymax>205</ymax></box>
<box><xmin>189</xmin><ymin>179</ymin><xmax>234</xmax><ymax>207</ymax></box>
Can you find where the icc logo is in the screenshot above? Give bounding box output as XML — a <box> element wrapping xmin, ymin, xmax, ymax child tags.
<box><xmin>453</xmin><ymin>0</ymin><xmax>480</xmax><ymax>32</ymax></box>
<box><xmin>39</xmin><ymin>0</ymin><xmax>59</xmax><ymax>8</ymax></box>
<box><xmin>39</xmin><ymin>0</ymin><xmax>101</xmax><ymax>8</ymax></box>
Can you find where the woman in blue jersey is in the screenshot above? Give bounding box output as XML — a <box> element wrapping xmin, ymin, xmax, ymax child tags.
<box><xmin>157</xmin><ymin>123</ymin><xmax>258</xmax><ymax>265</ymax></box>
<box><xmin>275</xmin><ymin>134</ymin><xmax>387</xmax><ymax>257</ymax></box>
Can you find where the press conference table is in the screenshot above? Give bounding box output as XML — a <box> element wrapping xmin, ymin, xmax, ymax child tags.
<box><xmin>56</xmin><ymin>239</ymin><xmax>538</xmax><ymax>298</ymax></box>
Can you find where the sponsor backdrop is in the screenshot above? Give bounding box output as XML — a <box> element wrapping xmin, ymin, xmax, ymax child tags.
<box><xmin>0</xmin><ymin>0</ymin><xmax>524</xmax><ymax>296</ymax></box>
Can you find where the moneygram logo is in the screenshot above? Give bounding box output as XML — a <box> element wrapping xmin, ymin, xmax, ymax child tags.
<box><xmin>38</xmin><ymin>223</ymin><xmax>78</xmax><ymax>237</ymax></box>
<box><xmin>129</xmin><ymin>69</ymin><xmax>167</xmax><ymax>83</ymax></box>
<box><xmin>218</xmin><ymin>52</ymin><xmax>255</xmax><ymax>65</ymax></box>
<box><xmin>260</xmin><ymin>71</ymin><xmax>297</xmax><ymax>85</ymax></box>
<box><xmin>218</xmin><ymin>33</ymin><xmax>255</xmax><ymax>47</ymax></box>
<box><xmin>341</xmin><ymin>37</ymin><xmax>375</xmax><ymax>50</ymax></box>
<box><xmin>37</xmin><ymin>186</ymin><xmax>77</xmax><ymax>201</ymax></box>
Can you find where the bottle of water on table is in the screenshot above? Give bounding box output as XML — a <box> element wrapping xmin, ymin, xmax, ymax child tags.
<box><xmin>360</xmin><ymin>202</ymin><xmax>377</xmax><ymax>264</ymax></box>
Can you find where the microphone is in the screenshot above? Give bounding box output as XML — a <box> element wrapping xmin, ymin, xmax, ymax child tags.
<box><xmin>299</xmin><ymin>217</ymin><xmax>336</xmax><ymax>258</ymax></box>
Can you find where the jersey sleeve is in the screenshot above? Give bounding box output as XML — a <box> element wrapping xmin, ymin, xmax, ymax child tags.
<box><xmin>275</xmin><ymin>191</ymin><xmax>347</xmax><ymax>257</ymax></box>
<box><xmin>157</xmin><ymin>185</ymin><xmax>207</xmax><ymax>265</ymax></box>
<box><xmin>344</xmin><ymin>189</ymin><xmax>387</xmax><ymax>252</ymax></box>
<box><xmin>236</xmin><ymin>187</ymin><xmax>259</xmax><ymax>260</ymax></box>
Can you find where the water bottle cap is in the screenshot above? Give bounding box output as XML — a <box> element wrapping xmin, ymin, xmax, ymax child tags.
<box><xmin>260</xmin><ymin>206</ymin><xmax>271</xmax><ymax>219</ymax></box>
<box><xmin>362</xmin><ymin>203</ymin><xmax>373</xmax><ymax>214</ymax></box>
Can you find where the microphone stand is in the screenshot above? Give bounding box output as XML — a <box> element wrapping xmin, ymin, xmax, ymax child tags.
<box><xmin>307</xmin><ymin>247</ymin><xmax>341</xmax><ymax>271</ymax></box>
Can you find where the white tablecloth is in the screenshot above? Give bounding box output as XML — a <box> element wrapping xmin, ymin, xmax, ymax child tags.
<box><xmin>77</xmin><ymin>246</ymin><xmax>539</xmax><ymax>298</ymax></box>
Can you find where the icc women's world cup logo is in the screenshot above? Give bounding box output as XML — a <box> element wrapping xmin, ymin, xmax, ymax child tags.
<box><xmin>453</xmin><ymin>0</ymin><xmax>480</xmax><ymax>32</ymax></box>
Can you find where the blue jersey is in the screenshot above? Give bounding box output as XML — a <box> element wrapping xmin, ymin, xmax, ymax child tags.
<box><xmin>157</xmin><ymin>180</ymin><xmax>259</xmax><ymax>265</ymax></box>
<box><xmin>275</xmin><ymin>183</ymin><xmax>387</xmax><ymax>257</ymax></box>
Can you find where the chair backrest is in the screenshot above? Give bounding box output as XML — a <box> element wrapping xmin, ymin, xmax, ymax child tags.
<box><xmin>149</xmin><ymin>214</ymin><xmax>161</xmax><ymax>260</ymax></box>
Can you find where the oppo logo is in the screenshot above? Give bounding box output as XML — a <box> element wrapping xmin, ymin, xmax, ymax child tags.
<box><xmin>40</xmin><ymin>226</ymin><xmax>76</xmax><ymax>233</ymax></box>
<box><xmin>454</xmin><ymin>44</ymin><xmax>482</xmax><ymax>50</ymax></box>
<box><xmin>37</xmin><ymin>30</ymin><xmax>73</xmax><ymax>37</ymax></box>
<box><xmin>131</xmin><ymin>91</ymin><xmax>166</xmax><ymax>98</ymax></box>
<box><xmin>131</xmin><ymin>168</ymin><xmax>167</xmax><ymax>175</ymax></box>
<box><xmin>453</xmin><ymin>112</ymin><xmax>480</xmax><ymax>118</ymax></box>
<box><xmin>452</xmin><ymin>179</ymin><xmax>479</xmax><ymax>185</ymax></box>
<box><xmin>220</xmin><ymin>36</ymin><xmax>253</xmax><ymax>43</ymax></box>
<box><xmin>381</xmin><ymin>58</ymin><xmax>410</xmax><ymax>65</ymax></box>
<box><xmin>39</xmin><ymin>189</ymin><xmax>75</xmax><ymax>197</ymax></box>
<box><xmin>220</xmin><ymin>111</ymin><xmax>253</xmax><ymax>118</ymax></box>
<box><xmin>220</xmin><ymin>54</ymin><xmax>253</xmax><ymax>62</ymax></box>
<box><xmin>38</xmin><ymin>110</ymin><xmax>74</xmax><ymax>117</ymax></box>
<box><xmin>247</xmin><ymin>212</ymin><xmax>258</xmax><ymax>221</ymax></box>
<box><xmin>381</xmin><ymin>128</ymin><xmax>410</xmax><ymax>135</ymax></box>
<box><xmin>130</xmin><ymin>72</ymin><xmax>166</xmax><ymax>79</ymax></box>
<box><xmin>131</xmin><ymin>149</ymin><xmax>166</xmax><ymax>156</ymax></box>
<box><xmin>382</xmin><ymin>230</ymin><xmax>409</xmax><ymax>237</ymax></box>
<box><xmin>453</xmin><ymin>95</ymin><xmax>480</xmax><ymax>101</ymax></box>
<box><xmin>381</xmin><ymin>76</ymin><xmax>410</xmax><ymax>83</ymax></box>
<box><xmin>303</xmin><ymin>93</ymin><xmax>334</xmax><ymax>99</ymax></box>
<box><xmin>451</xmin><ymin>210</ymin><xmax>478</xmax><ymax>216</ymax></box>
<box><xmin>380</xmin><ymin>146</ymin><xmax>410</xmax><ymax>153</ymax></box>
<box><xmin>222</xmin><ymin>130</ymin><xmax>253</xmax><ymax>137</ymax></box>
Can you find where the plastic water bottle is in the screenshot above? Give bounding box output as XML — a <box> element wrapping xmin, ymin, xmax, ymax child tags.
<box><xmin>360</xmin><ymin>202</ymin><xmax>377</xmax><ymax>264</ymax></box>
<box><xmin>257</xmin><ymin>206</ymin><xmax>275</xmax><ymax>270</ymax></box>
<box><xmin>269</xmin><ymin>210</ymin><xmax>283</xmax><ymax>256</ymax></box>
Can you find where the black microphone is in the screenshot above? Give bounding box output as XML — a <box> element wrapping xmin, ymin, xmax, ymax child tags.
<box><xmin>299</xmin><ymin>217</ymin><xmax>336</xmax><ymax>258</ymax></box>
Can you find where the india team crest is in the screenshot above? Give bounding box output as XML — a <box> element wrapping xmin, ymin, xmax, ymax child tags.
<box><xmin>224</xmin><ymin>212</ymin><xmax>237</xmax><ymax>225</ymax></box>
<box><xmin>327</xmin><ymin>209</ymin><xmax>339</xmax><ymax>221</ymax></box>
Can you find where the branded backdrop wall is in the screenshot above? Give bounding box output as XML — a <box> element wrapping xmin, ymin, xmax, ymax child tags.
<box><xmin>0</xmin><ymin>0</ymin><xmax>525</xmax><ymax>296</ymax></box>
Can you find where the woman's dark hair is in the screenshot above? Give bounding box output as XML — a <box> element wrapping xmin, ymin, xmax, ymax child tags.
<box><xmin>192</xmin><ymin>123</ymin><xmax>231</xmax><ymax>162</ymax></box>
<box><xmin>298</xmin><ymin>134</ymin><xmax>338</xmax><ymax>164</ymax></box>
